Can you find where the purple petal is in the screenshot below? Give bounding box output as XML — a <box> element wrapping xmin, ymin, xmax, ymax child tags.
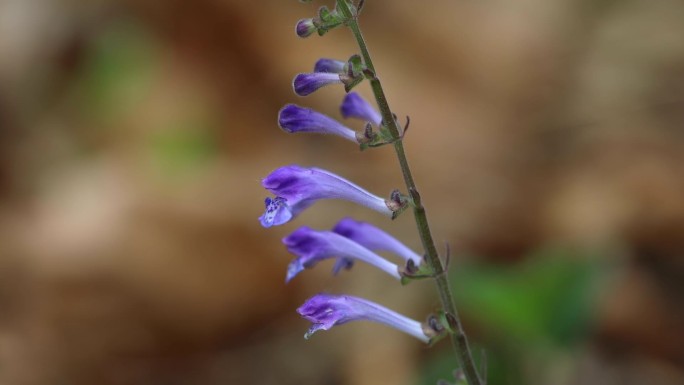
<box><xmin>283</xmin><ymin>227</ymin><xmax>400</xmax><ymax>282</ymax></box>
<box><xmin>297</xmin><ymin>294</ymin><xmax>429</xmax><ymax>342</ymax></box>
<box><xmin>278</xmin><ymin>104</ymin><xmax>357</xmax><ymax>142</ymax></box>
<box><xmin>293</xmin><ymin>72</ymin><xmax>342</xmax><ymax>96</ymax></box>
<box><xmin>314</xmin><ymin>58</ymin><xmax>346</xmax><ymax>73</ymax></box>
<box><xmin>340</xmin><ymin>92</ymin><xmax>382</xmax><ymax>126</ymax></box>
<box><xmin>333</xmin><ymin>218</ymin><xmax>422</xmax><ymax>264</ymax></box>
<box><xmin>259</xmin><ymin>165</ymin><xmax>392</xmax><ymax>227</ymax></box>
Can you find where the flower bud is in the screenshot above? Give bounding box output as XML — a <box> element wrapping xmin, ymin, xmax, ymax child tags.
<box><xmin>293</xmin><ymin>72</ymin><xmax>342</xmax><ymax>96</ymax></box>
<box><xmin>295</xmin><ymin>18</ymin><xmax>317</xmax><ymax>38</ymax></box>
<box><xmin>314</xmin><ymin>58</ymin><xmax>346</xmax><ymax>73</ymax></box>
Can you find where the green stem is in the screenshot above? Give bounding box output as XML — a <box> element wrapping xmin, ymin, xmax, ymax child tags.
<box><xmin>338</xmin><ymin>2</ymin><xmax>483</xmax><ymax>385</ymax></box>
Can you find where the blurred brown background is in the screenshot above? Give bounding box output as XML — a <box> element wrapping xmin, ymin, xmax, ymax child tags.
<box><xmin>0</xmin><ymin>0</ymin><xmax>683</xmax><ymax>384</ymax></box>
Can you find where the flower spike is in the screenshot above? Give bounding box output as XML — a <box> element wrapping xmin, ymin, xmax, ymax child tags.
<box><xmin>259</xmin><ymin>165</ymin><xmax>393</xmax><ymax>227</ymax></box>
<box><xmin>297</xmin><ymin>294</ymin><xmax>430</xmax><ymax>342</ymax></box>
<box><xmin>333</xmin><ymin>218</ymin><xmax>422</xmax><ymax>264</ymax></box>
<box><xmin>340</xmin><ymin>92</ymin><xmax>382</xmax><ymax>126</ymax></box>
<box><xmin>293</xmin><ymin>72</ymin><xmax>342</xmax><ymax>96</ymax></box>
<box><xmin>283</xmin><ymin>227</ymin><xmax>401</xmax><ymax>282</ymax></box>
<box><xmin>278</xmin><ymin>104</ymin><xmax>357</xmax><ymax>143</ymax></box>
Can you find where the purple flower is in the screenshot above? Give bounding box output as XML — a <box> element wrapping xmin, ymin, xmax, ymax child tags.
<box><xmin>278</xmin><ymin>104</ymin><xmax>357</xmax><ymax>143</ymax></box>
<box><xmin>297</xmin><ymin>294</ymin><xmax>430</xmax><ymax>342</ymax></box>
<box><xmin>333</xmin><ymin>218</ymin><xmax>422</xmax><ymax>264</ymax></box>
<box><xmin>259</xmin><ymin>165</ymin><xmax>392</xmax><ymax>228</ymax></box>
<box><xmin>340</xmin><ymin>92</ymin><xmax>382</xmax><ymax>126</ymax></box>
<box><xmin>283</xmin><ymin>226</ymin><xmax>401</xmax><ymax>282</ymax></box>
<box><xmin>296</xmin><ymin>18</ymin><xmax>316</xmax><ymax>38</ymax></box>
<box><xmin>314</xmin><ymin>58</ymin><xmax>346</xmax><ymax>73</ymax></box>
<box><xmin>293</xmin><ymin>72</ymin><xmax>342</xmax><ymax>96</ymax></box>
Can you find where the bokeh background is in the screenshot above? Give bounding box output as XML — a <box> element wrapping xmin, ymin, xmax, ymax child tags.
<box><xmin>1</xmin><ymin>0</ymin><xmax>683</xmax><ymax>384</ymax></box>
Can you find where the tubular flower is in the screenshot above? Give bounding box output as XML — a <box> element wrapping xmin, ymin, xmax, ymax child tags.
<box><xmin>259</xmin><ymin>165</ymin><xmax>393</xmax><ymax>228</ymax></box>
<box><xmin>283</xmin><ymin>226</ymin><xmax>401</xmax><ymax>282</ymax></box>
<box><xmin>333</xmin><ymin>217</ymin><xmax>422</xmax><ymax>264</ymax></box>
<box><xmin>340</xmin><ymin>92</ymin><xmax>382</xmax><ymax>126</ymax></box>
<box><xmin>297</xmin><ymin>294</ymin><xmax>430</xmax><ymax>342</ymax></box>
<box><xmin>294</xmin><ymin>72</ymin><xmax>342</xmax><ymax>96</ymax></box>
<box><xmin>278</xmin><ymin>104</ymin><xmax>357</xmax><ymax>142</ymax></box>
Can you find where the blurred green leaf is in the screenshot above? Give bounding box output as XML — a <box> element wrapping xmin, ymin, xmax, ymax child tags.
<box><xmin>418</xmin><ymin>248</ymin><xmax>608</xmax><ymax>385</ymax></box>
<box><xmin>451</xmin><ymin>248</ymin><xmax>605</xmax><ymax>347</ymax></box>
<box><xmin>77</xmin><ymin>20</ymin><xmax>157</xmax><ymax>122</ymax></box>
<box><xmin>148</xmin><ymin>117</ymin><xmax>218</xmax><ymax>177</ymax></box>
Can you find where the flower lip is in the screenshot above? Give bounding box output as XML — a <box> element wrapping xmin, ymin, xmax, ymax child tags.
<box><xmin>293</xmin><ymin>72</ymin><xmax>342</xmax><ymax>96</ymax></box>
<box><xmin>278</xmin><ymin>104</ymin><xmax>357</xmax><ymax>142</ymax></box>
<box><xmin>259</xmin><ymin>165</ymin><xmax>392</xmax><ymax>227</ymax></box>
<box><xmin>297</xmin><ymin>293</ymin><xmax>430</xmax><ymax>342</ymax></box>
<box><xmin>340</xmin><ymin>92</ymin><xmax>382</xmax><ymax>126</ymax></box>
<box><xmin>333</xmin><ymin>217</ymin><xmax>422</xmax><ymax>264</ymax></box>
<box><xmin>259</xmin><ymin>197</ymin><xmax>291</xmax><ymax>228</ymax></box>
<box><xmin>283</xmin><ymin>226</ymin><xmax>400</xmax><ymax>282</ymax></box>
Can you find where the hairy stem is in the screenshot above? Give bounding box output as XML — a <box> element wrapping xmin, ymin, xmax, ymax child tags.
<box><xmin>338</xmin><ymin>2</ymin><xmax>483</xmax><ymax>384</ymax></box>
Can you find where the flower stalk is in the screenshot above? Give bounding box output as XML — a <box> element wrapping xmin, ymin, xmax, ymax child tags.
<box><xmin>336</xmin><ymin>1</ymin><xmax>483</xmax><ymax>384</ymax></box>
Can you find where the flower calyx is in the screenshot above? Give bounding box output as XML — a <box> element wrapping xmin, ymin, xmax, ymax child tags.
<box><xmin>359</xmin><ymin>114</ymin><xmax>410</xmax><ymax>150</ymax></box>
<box><xmin>296</xmin><ymin>2</ymin><xmax>358</xmax><ymax>38</ymax></box>
<box><xmin>399</xmin><ymin>257</ymin><xmax>436</xmax><ymax>284</ymax></box>
<box><xmin>422</xmin><ymin>312</ymin><xmax>450</xmax><ymax>346</ymax></box>
<box><xmin>340</xmin><ymin>54</ymin><xmax>365</xmax><ymax>92</ymax></box>
<box><xmin>400</xmin><ymin>242</ymin><xmax>452</xmax><ymax>284</ymax></box>
<box><xmin>386</xmin><ymin>189</ymin><xmax>409</xmax><ymax>219</ymax></box>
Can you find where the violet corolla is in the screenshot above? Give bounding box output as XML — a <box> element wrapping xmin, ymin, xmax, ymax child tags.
<box><xmin>259</xmin><ymin>165</ymin><xmax>393</xmax><ymax>228</ymax></box>
<box><xmin>298</xmin><ymin>294</ymin><xmax>431</xmax><ymax>342</ymax></box>
<box><xmin>283</xmin><ymin>226</ymin><xmax>401</xmax><ymax>282</ymax></box>
<box><xmin>293</xmin><ymin>72</ymin><xmax>342</xmax><ymax>96</ymax></box>
<box><xmin>314</xmin><ymin>58</ymin><xmax>346</xmax><ymax>73</ymax></box>
<box><xmin>278</xmin><ymin>104</ymin><xmax>358</xmax><ymax>143</ymax></box>
<box><xmin>333</xmin><ymin>217</ymin><xmax>422</xmax><ymax>264</ymax></box>
<box><xmin>340</xmin><ymin>92</ymin><xmax>382</xmax><ymax>126</ymax></box>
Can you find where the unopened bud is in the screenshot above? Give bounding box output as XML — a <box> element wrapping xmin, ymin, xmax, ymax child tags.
<box><xmin>295</xmin><ymin>18</ymin><xmax>316</xmax><ymax>38</ymax></box>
